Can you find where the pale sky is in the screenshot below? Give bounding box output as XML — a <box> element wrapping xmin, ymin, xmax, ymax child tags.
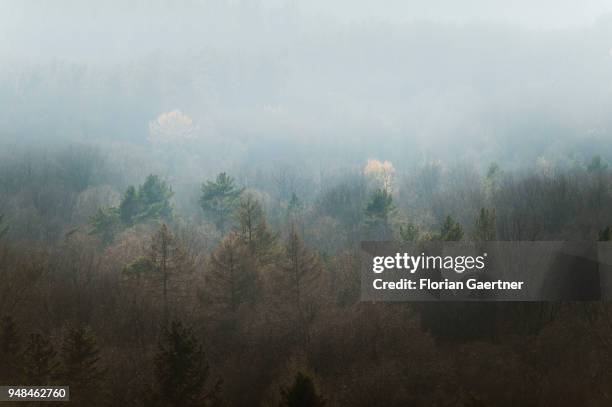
<box><xmin>266</xmin><ymin>0</ymin><xmax>612</xmax><ymax>28</ymax></box>
<box><xmin>3</xmin><ymin>1</ymin><xmax>612</xmax><ymax>29</ymax></box>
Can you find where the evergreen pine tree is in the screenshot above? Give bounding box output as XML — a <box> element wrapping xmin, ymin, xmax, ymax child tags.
<box><xmin>119</xmin><ymin>185</ymin><xmax>139</xmax><ymax>225</ymax></box>
<box><xmin>90</xmin><ymin>175</ymin><xmax>174</xmax><ymax>244</ymax></box>
<box><xmin>137</xmin><ymin>175</ymin><xmax>174</xmax><ymax>221</ymax></box>
<box><xmin>399</xmin><ymin>222</ymin><xmax>420</xmax><ymax>243</ymax></box>
<box><xmin>59</xmin><ymin>327</ymin><xmax>105</xmax><ymax>402</ymax></box>
<box><xmin>89</xmin><ymin>207</ymin><xmax>120</xmax><ymax>245</ymax></box>
<box><xmin>199</xmin><ymin>173</ymin><xmax>243</xmax><ymax>234</ymax></box>
<box><xmin>599</xmin><ymin>226</ymin><xmax>612</xmax><ymax>241</ymax></box>
<box><xmin>150</xmin><ymin>321</ymin><xmax>220</xmax><ymax>407</ymax></box>
<box><xmin>473</xmin><ymin>208</ymin><xmax>496</xmax><ymax>241</ymax></box>
<box><xmin>279</xmin><ymin>372</ymin><xmax>325</xmax><ymax>407</ymax></box>
<box><xmin>438</xmin><ymin>215</ymin><xmax>464</xmax><ymax>241</ymax></box>
<box><xmin>485</xmin><ymin>162</ymin><xmax>502</xmax><ymax>201</ymax></box>
<box><xmin>22</xmin><ymin>333</ymin><xmax>60</xmax><ymax>384</ymax></box>
<box><xmin>364</xmin><ymin>188</ymin><xmax>395</xmax><ymax>239</ymax></box>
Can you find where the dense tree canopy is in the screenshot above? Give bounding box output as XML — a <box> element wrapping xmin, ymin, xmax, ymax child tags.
<box><xmin>199</xmin><ymin>173</ymin><xmax>243</xmax><ymax>233</ymax></box>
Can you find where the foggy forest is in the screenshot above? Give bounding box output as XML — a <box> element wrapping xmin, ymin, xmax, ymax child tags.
<box><xmin>2</xmin><ymin>1</ymin><xmax>612</xmax><ymax>406</ymax></box>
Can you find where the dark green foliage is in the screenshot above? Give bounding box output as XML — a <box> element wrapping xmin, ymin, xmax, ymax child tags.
<box><xmin>279</xmin><ymin>372</ymin><xmax>325</xmax><ymax>407</ymax></box>
<box><xmin>473</xmin><ymin>208</ymin><xmax>496</xmax><ymax>241</ymax></box>
<box><xmin>364</xmin><ymin>189</ymin><xmax>395</xmax><ymax>239</ymax></box>
<box><xmin>90</xmin><ymin>175</ymin><xmax>174</xmax><ymax>243</ymax></box>
<box><xmin>116</xmin><ymin>174</ymin><xmax>173</xmax><ymax>225</ymax></box>
<box><xmin>0</xmin><ymin>316</ymin><xmax>21</xmax><ymax>383</ymax></box>
<box><xmin>119</xmin><ymin>185</ymin><xmax>139</xmax><ymax>225</ymax></box>
<box><xmin>89</xmin><ymin>207</ymin><xmax>120</xmax><ymax>244</ymax></box>
<box><xmin>22</xmin><ymin>333</ymin><xmax>60</xmax><ymax>384</ymax></box>
<box><xmin>438</xmin><ymin>215</ymin><xmax>464</xmax><ymax>241</ymax></box>
<box><xmin>365</xmin><ymin>189</ymin><xmax>394</xmax><ymax>221</ymax></box>
<box><xmin>587</xmin><ymin>155</ymin><xmax>608</xmax><ymax>173</ymax></box>
<box><xmin>399</xmin><ymin>222</ymin><xmax>419</xmax><ymax>242</ymax></box>
<box><xmin>59</xmin><ymin>327</ymin><xmax>105</xmax><ymax>394</ymax></box>
<box><xmin>150</xmin><ymin>321</ymin><xmax>219</xmax><ymax>407</ymax></box>
<box><xmin>137</xmin><ymin>175</ymin><xmax>174</xmax><ymax>221</ymax></box>
<box><xmin>199</xmin><ymin>172</ymin><xmax>243</xmax><ymax>233</ymax></box>
<box><xmin>599</xmin><ymin>227</ymin><xmax>612</xmax><ymax>241</ymax></box>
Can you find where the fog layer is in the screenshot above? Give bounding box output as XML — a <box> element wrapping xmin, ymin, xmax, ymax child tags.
<box><xmin>1</xmin><ymin>1</ymin><xmax>612</xmax><ymax>171</ymax></box>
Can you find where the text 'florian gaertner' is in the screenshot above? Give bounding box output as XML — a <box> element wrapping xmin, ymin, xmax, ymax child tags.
<box><xmin>370</xmin><ymin>252</ymin><xmax>525</xmax><ymax>291</ymax></box>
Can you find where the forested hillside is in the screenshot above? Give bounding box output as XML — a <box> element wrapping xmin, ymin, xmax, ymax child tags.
<box><xmin>2</xmin><ymin>145</ymin><xmax>612</xmax><ymax>405</ymax></box>
<box><xmin>3</xmin><ymin>0</ymin><xmax>612</xmax><ymax>405</ymax></box>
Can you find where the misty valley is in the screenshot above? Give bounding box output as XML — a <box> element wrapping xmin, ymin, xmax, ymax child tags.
<box><xmin>2</xmin><ymin>0</ymin><xmax>612</xmax><ymax>406</ymax></box>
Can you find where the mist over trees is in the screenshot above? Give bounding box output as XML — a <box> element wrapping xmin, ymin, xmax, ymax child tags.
<box><xmin>2</xmin><ymin>1</ymin><xmax>612</xmax><ymax>170</ymax></box>
<box><xmin>2</xmin><ymin>0</ymin><xmax>612</xmax><ymax>405</ymax></box>
<box><xmin>2</xmin><ymin>148</ymin><xmax>612</xmax><ymax>404</ymax></box>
